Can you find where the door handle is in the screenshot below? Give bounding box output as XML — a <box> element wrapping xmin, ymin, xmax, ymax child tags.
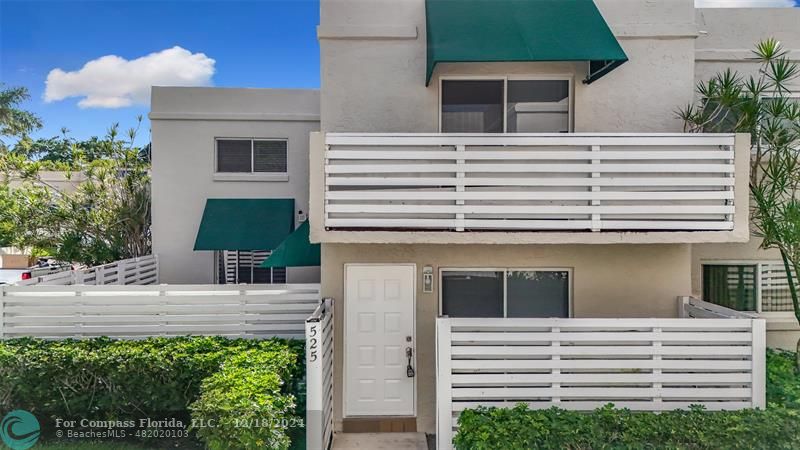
<box><xmin>405</xmin><ymin>347</ymin><xmax>415</xmax><ymax>378</ymax></box>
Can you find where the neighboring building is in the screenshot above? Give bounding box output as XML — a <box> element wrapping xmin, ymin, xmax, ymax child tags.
<box><xmin>150</xmin><ymin>87</ymin><xmax>320</xmax><ymax>284</ymax></box>
<box><xmin>5</xmin><ymin>171</ymin><xmax>85</xmax><ymax>193</ymax></box>
<box><xmin>147</xmin><ymin>0</ymin><xmax>800</xmax><ymax>437</ymax></box>
<box><xmin>691</xmin><ymin>7</ymin><xmax>800</xmax><ymax>349</ymax></box>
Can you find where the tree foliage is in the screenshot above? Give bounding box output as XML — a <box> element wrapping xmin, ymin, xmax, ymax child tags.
<box><xmin>679</xmin><ymin>38</ymin><xmax>800</xmax><ymax>361</ymax></box>
<box><xmin>0</xmin><ymin>84</ymin><xmax>43</xmax><ymax>150</ymax></box>
<box><xmin>0</xmin><ymin>117</ymin><xmax>151</xmax><ymax>265</ymax></box>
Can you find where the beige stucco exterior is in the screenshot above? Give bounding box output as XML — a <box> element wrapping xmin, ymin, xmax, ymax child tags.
<box><xmin>322</xmin><ymin>243</ymin><xmax>692</xmax><ymax>432</ymax></box>
<box><xmin>690</xmin><ymin>7</ymin><xmax>800</xmax><ymax>350</ymax></box>
<box><xmin>313</xmin><ymin>0</ymin><xmax>800</xmax><ymax>431</ymax></box>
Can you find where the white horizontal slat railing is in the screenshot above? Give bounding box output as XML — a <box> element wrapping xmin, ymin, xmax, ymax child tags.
<box><xmin>679</xmin><ymin>296</ymin><xmax>759</xmax><ymax>319</ymax></box>
<box><xmin>0</xmin><ymin>283</ymin><xmax>320</xmax><ymax>339</ymax></box>
<box><xmin>324</xmin><ymin>133</ymin><xmax>738</xmax><ymax>232</ymax></box>
<box><xmin>436</xmin><ymin>317</ymin><xmax>766</xmax><ymax>450</ymax></box>
<box><xmin>17</xmin><ymin>255</ymin><xmax>159</xmax><ymax>286</ymax></box>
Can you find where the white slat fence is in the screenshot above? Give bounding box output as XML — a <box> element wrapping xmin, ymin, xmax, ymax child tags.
<box><xmin>679</xmin><ymin>296</ymin><xmax>759</xmax><ymax>319</ymax></box>
<box><xmin>306</xmin><ymin>298</ymin><xmax>334</xmax><ymax>450</ymax></box>
<box><xmin>436</xmin><ymin>317</ymin><xmax>766</xmax><ymax>450</ymax></box>
<box><xmin>325</xmin><ymin>133</ymin><xmax>738</xmax><ymax>232</ymax></box>
<box><xmin>0</xmin><ymin>283</ymin><xmax>320</xmax><ymax>339</ymax></box>
<box><xmin>17</xmin><ymin>255</ymin><xmax>158</xmax><ymax>286</ymax></box>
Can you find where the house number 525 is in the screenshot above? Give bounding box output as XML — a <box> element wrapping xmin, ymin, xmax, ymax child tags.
<box><xmin>308</xmin><ymin>324</ymin><xmax>319</xmax><ymax>362</ymax></box>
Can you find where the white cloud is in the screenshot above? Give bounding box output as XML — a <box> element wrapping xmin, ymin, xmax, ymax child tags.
<box><xmin>44</xmin><ymin>46</ymin><xmax>215</xmax><ymax>108</ymax></box>
<box><xmin>696</xmin><ymin>0</ymin><xmax>795</xmax><ymax>7</ymax></box>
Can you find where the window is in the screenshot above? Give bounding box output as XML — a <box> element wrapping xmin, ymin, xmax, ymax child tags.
<box><xmin>440</xmin><ymin>78</ymin><xmax>571</xmax><ymax>133</ymax></box>
<box><xmin>440</xmin><ymin>269</ymin><xmax>570</xmax><ymax>318</ymax></box>
<box><xmin>216</xmin><ymin>250</ymin><xmax>286</xmax><ymax>284</ymax></box>
<box><xmin>702</xmin><ymin>261</ymin><xmax>797</xmax><ymax>313</ymax></box>
<box><xmin>702</xmin><ymin>264</ymin><xmax>757</xmax><ymax>311</ymax></box>
<box><xmin>216</xmin><ymin>139</ymin><xmax>288</xmax><ymax>174</ymax></box>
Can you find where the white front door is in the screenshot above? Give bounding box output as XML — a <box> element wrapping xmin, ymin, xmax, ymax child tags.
<box><xmin>344</xmin><ymin>264</ymin><xmax>416</xmax><ymax>417</ymax></box>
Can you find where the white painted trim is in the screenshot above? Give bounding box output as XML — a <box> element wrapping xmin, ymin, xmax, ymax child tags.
<box><xmin>751</xmin><ymin>319</ymin><xmax>767</xmax><ymax>409</ymax></box>
<box><xmin>342</xmin><ymin>263</ymin><xmax>417</xmax><ymax>419</ymax></box>
<box><xmin>316</xmin><ymin>25</ymin><xmax>418</xmax><ymax>40</ymax></box>
<box><xmin>435</xmin><ymin>317</ymin><xmax>452</xmax><ymax>450</ymax></box>
<box><xmin>148</xmin><ymin>112</ymin><xmax>320</xmax><ymax>122</ymax></box>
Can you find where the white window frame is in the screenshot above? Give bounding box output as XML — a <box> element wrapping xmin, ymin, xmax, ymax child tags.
<box><xmin>438</xmin><ymin>267</ymin><xmax>573</xmax><ymax>318</ymax></box>
<box><xmin>438</xmin><ymin>75</ymin><xmax>574</xmax><ymax>133</ymax></box>
<box><xmin>213</xmin><ymin>137</ymin><xmax>289</xmax><ymax>182</ymax></box>
<box><xmin>701</xmin><ymin>259</ymin><xmax>796</xmax><ymax>319</ymax></box>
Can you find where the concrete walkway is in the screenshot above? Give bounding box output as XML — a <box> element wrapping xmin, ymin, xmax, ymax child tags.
<box><xmin>332</xmin><ymin>432</ymin><xmax>428</xmax><ymax>450</ymax></box>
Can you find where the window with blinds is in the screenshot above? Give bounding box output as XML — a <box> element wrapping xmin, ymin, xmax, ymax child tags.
<box><xmin>216</xmin><ymin>250</ymin><xmax>286</xmax><ymax>284</ymax></box>
<box><xmin>702</xmin><ymin>264</ymin><xmax>757</xmax><ymax>311</ymax></box>
<box><xmin>216</xmin><ymin>139</ymin><xmax>288</xmax><ymax>174</ymax></box>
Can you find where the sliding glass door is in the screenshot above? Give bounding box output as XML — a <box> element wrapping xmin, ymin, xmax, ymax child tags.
<box><xmin>440</xmin><ymin>268</ymin><xmax>571</xmax><ymax>318</ymax></box>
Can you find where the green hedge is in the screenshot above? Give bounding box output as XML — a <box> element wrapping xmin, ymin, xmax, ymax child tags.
<box><xmin>190</xmin><ymin>349</ymin><xmax>301</xmax><ymax>450</ymax></box>
<box><xmin>0</xmin><ymin>337</ymin><xmax>305</xmax><ymax>449</ymax></box>
<box><xmin>454</xmin><ymin>350</ymin><xmax>800</xmax><ymax>450</ymax></box>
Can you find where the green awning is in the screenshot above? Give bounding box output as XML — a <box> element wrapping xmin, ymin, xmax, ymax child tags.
<box><xmin>425</xmin><ymin>0</ymin><xmax>628</xmax><ymax>85</ymax></box>
<box><xmin>260</xmin><ymin>220</ymin><xmax>320</xmax><ymax>268</ymax></box>
<box><xmin>193</xmin><ymin>199</ymin><xmax>294</xmax><ymax>251</ymax></box>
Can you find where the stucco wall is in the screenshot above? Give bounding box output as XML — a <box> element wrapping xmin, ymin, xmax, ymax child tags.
<box><xmin>319</xmin><ymin>0</ymin><xmax>698</xmax><ymax>133</ymax></box>
<box><xmin>150</xmin><ymin>87</ymin><xmax>320</xmax><ymax>284</ymax></box>
<box><xmin>690</xmin><ymin>8</ymin><xmax>800</xmax><ymax>350</ymax></box>
<box><xmin>321</xmin><ymin>243</ymin><xmax>692</xmax><ymax>432</ymax></box>
<box><xmin>315</xmin><ymin>0</ymin><xmax>790</xmax><ymax>425</ymax></box>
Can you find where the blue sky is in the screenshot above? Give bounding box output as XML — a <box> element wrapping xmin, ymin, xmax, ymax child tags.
<box><xmin>1</xmin><ymin>0</ymin><xmax>320</xmax><ymax>146</ymax></box>
<box><xmin>2</xmin><ymin>0</ymin><xmax>798</xmax><ymax>146</ymax></box>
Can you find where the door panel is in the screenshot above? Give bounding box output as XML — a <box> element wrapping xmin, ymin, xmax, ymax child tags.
<box><xmin>345</xmin><ymin>265</ymin><xmax>415</xmax><ymax>417</ymax></box>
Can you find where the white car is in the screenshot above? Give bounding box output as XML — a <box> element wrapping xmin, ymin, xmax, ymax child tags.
<box><xmin>21</xmin><ymin>259</ymin><xmax>72</xmax><ymax>281</ymax></box>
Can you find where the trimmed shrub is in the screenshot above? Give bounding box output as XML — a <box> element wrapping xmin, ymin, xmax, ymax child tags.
<box><xmin>454</xmin><ymin>404</ymin><xmax>800</xmax><ymax>450</ymax></box>
<box><xmin>189</xmin><ymin>349</ymin><xmax>299</xmax><ymax>450</ymax></box>
<box><xmin>766</xmin><ymin>348</ymin><xmax>800</xmax><ymax>409</ymax></box>
<box><xmin>454</xmin><ymin>350</ymin><xmax>800</xmax><ymax>450</ymax></box>
<box><xmin>0</xmin><ymin>337</ymin><xmax>305</xmax><ymax>448</ymax></box>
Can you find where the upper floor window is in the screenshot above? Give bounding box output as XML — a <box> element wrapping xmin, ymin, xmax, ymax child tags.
<box><xmin>216</xmin><ymin>138</ymin><xmax>288</xmax><ymax>174</ymax></box>
<box><xmin>440</xmin><ymin>78</ymin><xmax>571</xmax><ymax>133</ymax></box>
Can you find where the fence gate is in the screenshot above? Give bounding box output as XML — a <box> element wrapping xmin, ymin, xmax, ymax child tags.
<box><xmin>306</xmin><ymin>298</ymin><xmax>334</xmax><ymax>450</ymax></box>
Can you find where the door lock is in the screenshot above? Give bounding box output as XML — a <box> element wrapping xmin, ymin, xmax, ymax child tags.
<box><xmin>405</xmin><ymin>347</ymin><xmax>415</xmax><ymax>378</ymax></box>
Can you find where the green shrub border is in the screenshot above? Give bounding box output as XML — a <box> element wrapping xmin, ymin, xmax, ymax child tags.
<box><xmin>454</xmin><ymin>349</ymin><xmax>800</xmax><ymax>450</ymax></box>
<box><xmin>0</xmin><ymin>336</ymin><xmax>306</xmax><ymax>450</ymax></box>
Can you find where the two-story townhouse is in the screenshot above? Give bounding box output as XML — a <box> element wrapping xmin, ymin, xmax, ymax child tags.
<box><xmin>150</xmin><ymin>87</ymin><xmax>321</xmax><ymax>285</ymax></box>
<box><xmin>309</xmin><ymin>0</ymin><xmax>798</xmax><ymax>435</ymax></box>
<box><xmin>149</xmin><ymin>0</ymin><xmax>800</xmax><ymax>440</ymax></box>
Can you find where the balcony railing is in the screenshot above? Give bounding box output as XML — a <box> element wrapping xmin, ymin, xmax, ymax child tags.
<box><xmin>323</xmin><ymin>133</ymin><xmax>740</xmax><ymax>233</ymax></box>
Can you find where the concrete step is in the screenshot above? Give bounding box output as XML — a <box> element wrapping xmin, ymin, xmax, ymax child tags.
<box><xmin>332</xmin><ymin>432</ymin><xmax>428</xmax><ymax>450</ymax></box>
